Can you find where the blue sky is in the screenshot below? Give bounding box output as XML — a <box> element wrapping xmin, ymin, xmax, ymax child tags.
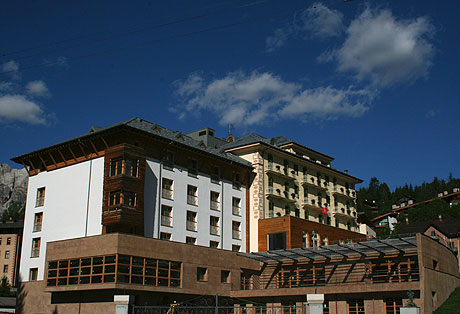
<box><xmin>1</xmin><ymin>0</ymin><xmax>459</xmax><ymax>190</ymax></box>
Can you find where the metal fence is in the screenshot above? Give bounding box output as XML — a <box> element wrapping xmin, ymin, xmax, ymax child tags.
<box><xmin>133</xmin><ymin>305</ymin><xmax>301</xmax><ymax>314</ymax></box>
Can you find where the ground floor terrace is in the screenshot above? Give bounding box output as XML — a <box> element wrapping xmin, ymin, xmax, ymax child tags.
<box><xmin>17</xmin><ymin>233</ymin><xmax>460</xmax><ymax>314</ymax></box>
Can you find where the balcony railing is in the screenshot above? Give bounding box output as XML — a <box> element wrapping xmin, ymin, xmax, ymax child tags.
<box><xmin>210</xmin><ymin>201</ymin><xmax>219</xmax><ymax>211</ymax></box>
<box><xmin>186</xmin><ymin>220</ymin><xmax>197</xmax><ymax>231</ymax></box>
<box><xmin>162</xmin><ymin>189</ymin><xmax>173</xmax><ymax>199</ymax></box>
<box><xmin>161</xmin><ymin>216</ymin><xmax>172</xmax><ymax>227</ymax></box>
<box><xmin>33</xmin><ymin>222</ymin><xmax>42</xmax><ymax>232</ymax></box>
<box><xmin>232</xmin><ymin>230</ymin><xmax>241</xmax><ymax>240</ymax></box>
<box><xmin>187</xmin><ymin>195</ymin><xmax>197</xmax><ymax>205</ymax></box>
<box><xmin>232</xmin><ymin>206</ymin><xmax>241</xmax><ymax>216</ymax></box>
<box><xmin>31</xmin><ymin>248</ymin><xmax>40</xmax><ymax>258</ymax></box>
<box><xmin>210</xmin><ymin>226</ymin><xmax>219</xmax><ymax>236</ymax></box>
<box><xmin>211</xmin><ymin>175</ymin><xmax>220</xmax><ymax>184</ymax></box>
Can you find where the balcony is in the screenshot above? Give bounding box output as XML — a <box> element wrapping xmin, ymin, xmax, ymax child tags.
<box><xmin>188</xmin><ymin>168</ymin><xmax>198</xmax><ymax>178</ymax></box>
<box><xmin>161</xmin><ymin>216</ymin><xmax>172</xmax><ymax>227</ymax></box>
<box><xmin>31</xmin><ymin>248</ymin><xmax>40</xmax><ymax>258</ymax></box>
<box><xmin>211</xmin><ymin>175</ymin><xmax>220</xmax><ymax>184</ymax></box>
<box><xmin>302</xmin><ymin>199</ymin><xmax>323</xmax><ymax>213</ymax></box>
<box><xmin>162</xmin><ymin>189</ymin><xmax>173</xmax><ymax>200</ymax></box>
<box><xmin>332</xmin><ymin>188</ymin><xmax>356</xmax><ymax>200</ymax></box>
<box><xmin>333</xmin><ymin>206</ymin><xmax>355</xmax><ymax>219</ymax></box>
<box><xmin>301</xmin><ymin>177</ymin><xmax>327</xmax><ymax>191</ymax></box>
<box><xmin>210</xmin><ymin>201</ymin><xmax>219</xmax><ymax>211</ymax></box>
<box><xmin>265</xmin><ymin>187</ymin><xmax>296</xmax><ymax>203</ymax></box>
<box><xmin>187</xmin><ymin>195</ymin><xmax>197</xmax><ymax>205</ymax></box>
<box><xmin>210</xmin><ymin>226</ymin><xmax>219</xmax><ymax>236</ymax></box>
<box><xmin>186</xmin><ymin>221</ymin><xmax>197</xmax><ymax>231</ymax></box>
<box><xmin>33</xmin><ymin>222</ymin><xmax>42</xmax><ymax>232</ymax></box>
<box><xmin>265</xmin><ymin>164</ymin><xmax>296</xmax><ymax>181</ymax></box>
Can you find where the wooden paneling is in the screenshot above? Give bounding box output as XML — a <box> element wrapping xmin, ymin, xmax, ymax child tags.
<box><xmin>258</xmin><ymin>216</ymin><xmax>367</xmax><ymax>251</ymax></box>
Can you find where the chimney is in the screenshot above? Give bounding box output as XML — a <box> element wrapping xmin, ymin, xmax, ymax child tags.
<box><xmin>344</xmin><ymin>169</ymin><xmax>348</xmax><ymax>174</ymax></box>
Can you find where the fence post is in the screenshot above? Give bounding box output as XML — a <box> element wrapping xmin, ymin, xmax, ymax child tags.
<box><xmin>114</xmin><ymin>295</ymin><xmax>134</xmax><ymax>314</ymax></box>
<box><xmin>306</xmin><ymin>294</ymin><xmax>324</xmax><ymax>314</ymax></box>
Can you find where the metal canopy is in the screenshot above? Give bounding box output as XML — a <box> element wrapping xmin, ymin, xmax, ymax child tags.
<box><xmin>320</xmin><ymin>245</ymin><xmax>348</xmax><ymax>257</ymax></box>
<box><xmin>238</xmin><ymin>236</ymin><xmax>418</xmax><ymax>264</ymax></box>
<box><xmin>337</xmin><ymin>243</ymin><xmax>367</xmax><ymax>256</ymax></box>
<box><xmin>270</xmin><ymin>250</ymin><xmax>304</xmax><ymax>261</ymax></box>
<box><xmin>377</xmin><ymin>239</ymin><xmax>405</xmax><ymax>253</ymax></box>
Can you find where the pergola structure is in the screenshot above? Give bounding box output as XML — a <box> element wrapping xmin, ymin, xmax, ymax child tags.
<box><xmin>237</xmin><ymin>236</ymin><xmax>418</xmax><ymax>263</ymax></box>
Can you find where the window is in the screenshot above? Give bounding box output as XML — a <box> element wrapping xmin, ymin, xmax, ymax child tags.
<box><xmin>161</xmin><ymin>178</ymin><xmax>173</xmax><ymax>199</ymax></box>
<box><xmin>210</xmin><ymin>216</ymin><xmax>219</xmax><ymax>235</ymax></box>
<box><xmin>384</xmin><ymin>298</ymin><xmax>402</xmax><ymax>314</ymax></box>
<box><xmin>160</xmin><ymin>232</ymin><xmax>171</xmax><ymax>241</ymax></box>
<box><xmin>295</xmin><ymin>207</ymin><xmax>300</xmax><ymax>217</ymax></box>
<box><xmin>347</xmin><ymin>299</ymin><xmax>364</xmax><ymax>314</ymax></box>
<box><xmin>109</xmin><ymin>191</ymin><xmax>136</xmax><ymax>207</ymax></box>
<box><xmin>187</xmin><ymin>185</ymin><xmax>198</xmax><ymax>205</ymax></box>
<box><xmin>36</xmin><ymin>187</ymin><xmax>45</xmax><ymax>207</ymax></box>
<box><xmin>3</xmin><ymin>265</ymin><xmax>7</xmax><ymax>273</ymax></box>
<box><xmin>4</xmin><ymin>250</ymin><xmax>9</xmax><ymax>259</ymax></box>
<box><xmin>186</xmin><ymin>211</ymin><xmax>197</xmax><ymax>231</ymax></box>
<box><xmin>211</xmin><ymin>166</ymin><xmax>220</xmax><ymax>184</ymax></box>
<box><xmin>268</xmin><ymin>232</ymin><xmax>286</xmax><ymax>250</ymax></box>
<box><xmin>285</xmin><ymin>205</ymin><xmax>290</xmax><ymax>216</ymax></box>
<box><xmin>268</xmin><ymin>201</ymin><xmax>274</xmax><ymax>218</ymax></box>
<box><xmin>210</xmin><ymin>241</ymin><xmax>219</xmax><ymax>248</ymax></box>
<box><xmin>233</xmin><ymin>173</ymin><xmax>241</xmax><ymax>190</ymax></box>
<box><xmin>283</xmin><ymin>160</ymin><xmax>289</xmax><ymax>175</ymax></box>
<box><xmin>186</xmin><ymin>237</ymin><xmax>196</xmax><ymax>245</ymax></box>
<box><xmin>210</xmin><ymin>191</ymin><xmax>220</xmax><ymax>211</ymax></box>
<box><xmin>197</xmin><ymin>267</ymin><xmax>208</xmax><ymax>281</ymax></box>
<box><xmin>31</xmin><ymin>238</ymin><xmax>40</xmax><ymax>257</ymax></box>
<box><xmin>433</xmin><ymin>259</ymin><xmax>438</xmax><ymax>270</ymax></box>
<box><xmin>33</xmin><ymin>213</ymin><xmax>43</xmax><ymax>232</ymax></box>
<box><xmin>162</xmin><ymin>151</ymin><xmax>174</xmax><ymax>170</ymax></box>
<box><xmin>188</xmin><ymin>159</ymin><xmax>198</xmax><ymax>177</ymax></box>
<box><xmin>294</xmin><ymin>164</ymin><xmax>298</xmax><ymax>176</ymax></box>
<box><xmin>110</xmin><ymin>158</ymin><xmax>139</xmax><ymax>177</ymax></box>
<box><xmin>29</xmin><ymin>268</ymin><xmax>38</xmax><ymax>281</ymax></box>
<box><xmin>221</xmin><ymin>270</ymin><xmax>230</xmax><ymax>283</ymax></box>
<box><xmin>311</xmin><ymin>231</ymin><xmax>318</xmax><ymax>248</ymax></box>
<box><xmin>267</xmin><ymin>154</ymin><xmax>273</xmax><ymax>169</ymax></box>
<box><xmin>232</xmin><ymin>245</ymin><xmax>240</xmax><ymax>252</ymax></box>
<box><xmin>232</xmin><ymin>221</ymin><xmax>241</xmax><ymax>240</ymax></box>
<box><xmin>161</xmin><ymin>205</ymin><xmax>172</xmax><ymax>227</ymax></box>
<box><xmin>0</xmin><ymin>238</ymin><xmax>2</xmax><ymax>245</ymax></box>
<box><xmin>6</xmin><ymin>238</ymin><xmax>11</xmax><ymax>245</ymax></box>
<box><xmin>232</xmin><ymin>197</ymin><xmax>241</xmax><ymax>216</ymax></box>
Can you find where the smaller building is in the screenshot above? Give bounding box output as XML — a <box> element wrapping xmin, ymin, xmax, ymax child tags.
<box><xmin>0</xmin><ymin>220</ymin><xmax>23</xmax><ymax>288</ymax></box>
<box><xmin>401</xmin><ymin>217</ymin><xmax>460</xmax><ymax>268</ymax></box>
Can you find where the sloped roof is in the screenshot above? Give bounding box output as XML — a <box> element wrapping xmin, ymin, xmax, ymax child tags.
<box><xmin>401</xmin><ymin>218</ymin><xmax>460</xmax><ymax>238</ymax></box>
<box><xmin>12</xmin><ymin>118</ymin><xmax>252</xmax><ymax>168</ymax></box>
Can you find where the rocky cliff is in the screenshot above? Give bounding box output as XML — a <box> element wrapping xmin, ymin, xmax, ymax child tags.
<box><xmin>0</xmin><ymin>164</ymin><xmax>28</xmax><ymax>212</ymax></box>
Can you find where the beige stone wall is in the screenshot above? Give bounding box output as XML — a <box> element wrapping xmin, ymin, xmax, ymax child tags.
<box><xmin>0</xmin><ymin>233</ymin><xmax>18</xmax><ymax>286</ymax></box>
<box><xmin>18</xmin><ymin>281</ymin><xmax>115</xmax><ymax>314</ymax></box>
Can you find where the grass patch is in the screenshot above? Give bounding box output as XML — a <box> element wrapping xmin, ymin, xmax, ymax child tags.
<box><xmin>434</xmin><ymin>286</ymin><xmax>460</xmax><ymax>314</ymax></box>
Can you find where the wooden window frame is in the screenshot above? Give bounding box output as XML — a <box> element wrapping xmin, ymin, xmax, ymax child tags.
<box><xmin>36</xmin><ymin>187</ymin><xmax>45</xmax><ymax>207</ymax></box>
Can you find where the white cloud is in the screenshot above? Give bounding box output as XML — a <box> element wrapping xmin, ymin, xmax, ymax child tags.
<box><xmin>0</xmin><ymin>95</ymin><xmax>46</xmax><ymax>124</ymax></box>
<box><xmin>173</xmin><ymin>71</ymin><xmax>372</xmax><ymax>126</ymax></box>
<box><xmin>266</xmin><ymin>3</ymin><xmax>343</xmax><ymax>52</ymax></box>
<box><xmin>2</xmin><ymin>60</ymin><xmax>20</xmax><ymax>80</ymax></box>
<box><xmin>26</xmin><ymin>80</ymin><xmax>50</xmax><ymax>97</ymax></box>
<box><xmin>331</xmin><ymin>8</ymin><xmax>435</xmax><ymax>86</ymax></box>
<box><xmin>297</xmin><ymin>3</ymin><xmax>344</xmax><ymax>39</ymax></box>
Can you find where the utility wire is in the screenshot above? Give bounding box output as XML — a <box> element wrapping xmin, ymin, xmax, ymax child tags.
<box><xmin>0</xmin><ymin>5</ymin><xmax>300</xmax><ymax>76</ymax></box>
<box><xmin>0</xmin><ymin>0</ymin><xmax>270</xmax><ymax>62</ymax></box>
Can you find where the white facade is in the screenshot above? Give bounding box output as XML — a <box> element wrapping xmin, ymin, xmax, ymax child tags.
<box><xmin>144</xmin><ymin>158</ymin><xmax>246</xmax><ymax>251</ymax></box>
<box><xmin>20</xmin><ymin>158</ymin><xmax>104</xmax><ymax>282</ymax></box>
<box><xmin>20</xmin><ymin>156</ymin><xmax>247</xmax><ymax>282</ymax></box>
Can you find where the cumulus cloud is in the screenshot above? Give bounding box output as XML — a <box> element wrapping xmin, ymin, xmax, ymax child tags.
<box><xmin>2</xmin><ymin>60</ymin><xmax>20</xmax><ymax>80</ymax></box>
<box><xmin>266</xmin><ymin>3</ymin><xmax>343</xmax><ymax>52</ymax></box>
<box><xmin>26</xmin><ymin>80</ymin><xmax>50</xmax><ymax>97</ymax></box>
<box><xmin>0</xmin><ymin>95</ymin><xmax>46</xmax><ymax>124</ymax></box>
<box><xmin>330</xmin><ymin>8</ymin><xmax>435</xmax><ymax>86</ymax></box>
<box><xmin>172</xmin><ymin>71</ymin><xmax>373</xmax><ymax>126</ymax></box>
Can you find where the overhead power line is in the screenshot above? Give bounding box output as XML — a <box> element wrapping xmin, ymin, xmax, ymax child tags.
<box><xmin>0</xmin><ymin>4</ymin><xmax>300</xmax><ymax>76</ymax></box>
<box><xmin>0</xmin><ymin>0</ymin><xmax>270</xmax><ymax>62</ymax></box>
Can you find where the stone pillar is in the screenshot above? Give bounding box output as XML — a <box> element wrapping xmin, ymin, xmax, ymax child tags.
<box><xmin>307</xmin><ymin>294</ymin><xmax>324</xmax><ymax>314</ymax></box>
<box><xmin>114</xmin><ymin>295</ymin><xmax>134</xmax><ymax>314</ymax></box>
